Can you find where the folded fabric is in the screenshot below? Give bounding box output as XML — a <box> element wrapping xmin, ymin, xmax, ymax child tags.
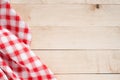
<box><xmin>0</xmin><ymin>0</ymin><xmax>56</xmax><ymax>80</ymax></box>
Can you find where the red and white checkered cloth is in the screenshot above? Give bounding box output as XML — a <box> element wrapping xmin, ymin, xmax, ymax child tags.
<box><xmin>0</xmin><ymin>0</ymin><xmax>56</xmax><ymax>80</ymax></box>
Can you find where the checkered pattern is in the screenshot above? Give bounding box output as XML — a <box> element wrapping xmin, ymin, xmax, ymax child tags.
<box><xmin>0</xmin><ymin>0</ymin><xmax>56</xmax><ymax>80</ymax></box>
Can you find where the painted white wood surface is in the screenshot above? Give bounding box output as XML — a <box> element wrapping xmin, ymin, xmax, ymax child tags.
<box><xmin>12</xmin><ymin>5</ymin><xmax>120</xmax><ymax>27</ymax></box>
<box><xmin>12</xmin><ymin>0</ymin><xmax>120</xmax><ymax>80</ymax></box>
<box><xmin>87</xmin><ymin>0</ymin><xmax>120</xmax><ymax>4</ymax></box>
<box><xmin>57</xmin><ymin>74</ymin><xmax>120</xmax><ymax>80</ymax></box>
<box><xmin>30</xmin><ymin>26</ymin><xmax>120</xmax><ymax>49</ymax></box>
<box><xmin>11</xmin><ymin>0</ymin><xmax>85</xmax><ymax>4</ymax></box>
<box><xmin>55</xmin><ymin>74</ymin><xmax>120</xmax><ymax>80</ymax></box>
<box><xmin>12</xmin><ymin>0</ymin><xmax>120</xmax><ymax>4</ymax></box>
<box><xmin>34</xmin><ymin>50</ymin><xmax>120</xmax><ymax>73</ymax></box>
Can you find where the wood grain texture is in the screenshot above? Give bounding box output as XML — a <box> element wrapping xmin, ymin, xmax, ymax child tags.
<box><xmin>55</xmin><ymin>74</ymin><xmax>120</xmax><ymax>80</ymax></box>
<box><xmin>87</xmin><ymin>0</ymin><xmax>120</xmax><ymax>4</ymax></box>
<box><xmin>12</xmin><ymin>1</ymin><xmax>120</xmax><ymax>79</ymax></box>
<box><xmin>11</xmin><ymin>0</ymin><xmax>85</xmax><ymax>4</ymax></box>
<box><xmin>34</xmin><ymin>50</ymin><xmax>120</xmax><ymax>73</ymax></box>
<box><xmin>11</xmin><ymin>0</ymin><xmax>120</xmax><ymax>4</ymax></box>
<box><xmin>30</xmin><ymin>26</ymin><xmax>120</xmax><ymax>49</ymax></box>
<box><xmin>11</xmin><ymin>0</ymin><xmax>44</xmax><ymax>4</ymax></box>
<box><xmin>12</xmin><ymin>4</ymin><xmax>120</xmax><ymax>27</ymax></box>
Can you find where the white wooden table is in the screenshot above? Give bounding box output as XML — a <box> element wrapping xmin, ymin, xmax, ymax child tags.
<box><xmin>12</xmin><ymin>0</ymin><xmax>120</xmax><ymax>79</ymax></box>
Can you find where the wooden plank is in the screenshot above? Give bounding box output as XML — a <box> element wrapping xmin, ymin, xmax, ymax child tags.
<box><xmin>11</xmin><ymin>0</ymin><xmax>120</xmax><ymax>4</ymax></box>
<box><xmin>30</xmin><ymin>26</ymin><xmax>120</xmax><ymax>49</ymax></box>
<box><xmin>55</xmin><ymin>74</ymin><xmax>120</xmax><ymax>80</ymax></box>
<box><xmin>33</xmin><ymin>50</ymin><xmax>120</xmax><ymax>73</ymax></box>
<box><xmin>11</xmin><ymin>0</ymin><xmax>44</xmax><ymax>4</ymax></box>
<box><xmin>87</xmin><ymin>0</ymin><xmax>120</xmax><ymax>4</ymax></box>
<box><xmin>12</xmin><ymin>4</ymin><xmax>120</xmax><ymax>27</ymax></box>
<box><xmin>11</xmin><ymin>0</ymin><xmax>85</xmax><ymax>4</ymax></box>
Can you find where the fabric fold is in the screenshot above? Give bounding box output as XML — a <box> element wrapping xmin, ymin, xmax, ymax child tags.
<box><xmin>0</xmin><ymin>0</ymin><xmax>56</xmax><ymax>80</ymax></box>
